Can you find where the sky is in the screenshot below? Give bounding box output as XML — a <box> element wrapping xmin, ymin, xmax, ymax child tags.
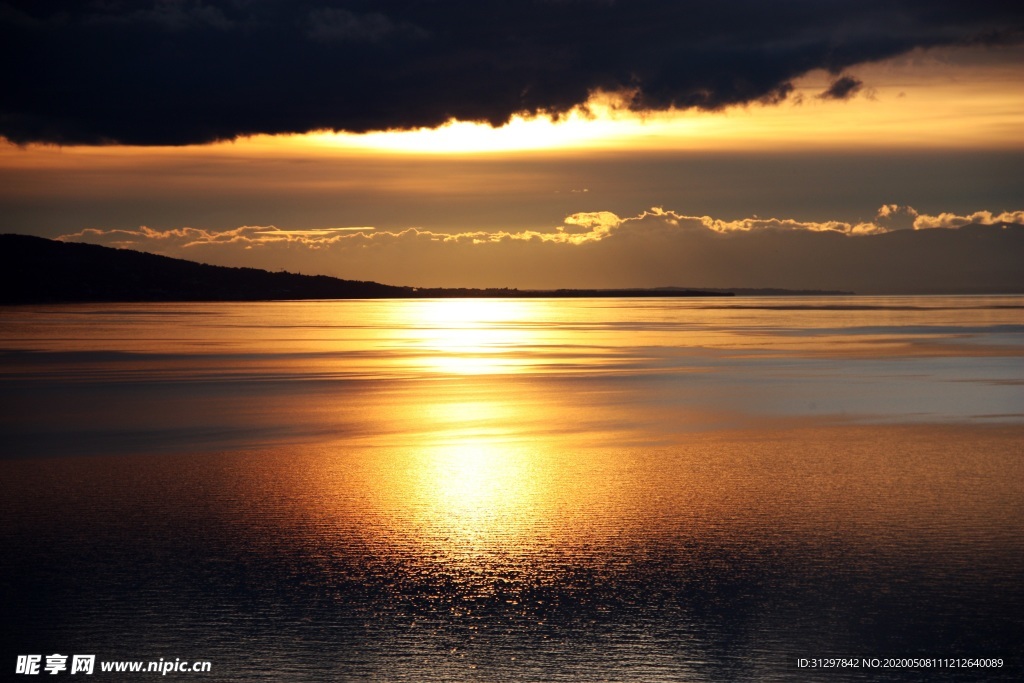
<box><xmin>2</xmin><ymin>0</ymin><xmax>1023</xmax><ymax>293</ymax></box>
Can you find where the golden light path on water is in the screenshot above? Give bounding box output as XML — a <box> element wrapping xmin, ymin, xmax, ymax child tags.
<box><xmin>274</xmin><ymin>299</ymin><xmax>642</xmax><ymax>579</ymax></box>
<box><xmin>267</xmin><ymin>297</ymin><xmax>1024</xmax><ymax>587</ymax></box>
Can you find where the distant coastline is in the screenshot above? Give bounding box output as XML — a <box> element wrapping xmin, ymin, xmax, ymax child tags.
<box><xmin>0</xmin><ymin>234</ymin><xmax>860</xmax><ymax>304</ymax></box>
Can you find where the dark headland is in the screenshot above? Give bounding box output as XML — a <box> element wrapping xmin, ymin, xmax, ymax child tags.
<box><xmin>0</xmin><ymin>234</ymin><xmax>742</xmax><ymax>304</ymax></box>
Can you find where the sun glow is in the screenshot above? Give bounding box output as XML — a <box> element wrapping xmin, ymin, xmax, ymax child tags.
<box><xmin>304</xmin><ymin>91</ymin><xmax>659</xmax><ymax>154</ymax></box>
<box><xmin>287</xmin><ymin>50</ymin><xmax>1024</xmax><ymax>154</ymax></box>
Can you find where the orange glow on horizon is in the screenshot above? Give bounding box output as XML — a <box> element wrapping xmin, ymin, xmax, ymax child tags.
<box><xmin>272</xmin><ymin>48</ymin><xmax>1024</xmax><ymax>154</ymax></box>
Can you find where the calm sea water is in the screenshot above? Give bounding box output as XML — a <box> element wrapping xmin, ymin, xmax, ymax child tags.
<box><xmin>1</xmin><ymin>296</ymin><xmax>1022</xmax><ymax>681</ymax></box>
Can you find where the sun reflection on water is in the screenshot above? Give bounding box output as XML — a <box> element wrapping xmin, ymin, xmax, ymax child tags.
<box><xmin>381</xmin><ymin>299</ymin><xmax>552</xmax><ymax>375</ymax></box>
<box><xmin>379</xmin><ymin>391</ymin><xmax>562</xmax><ymax>566</ymax></box>
<box><xmin>411</xmin><ymin>441</ymin><xmax>543</xmax><ymax>548</ymax></box>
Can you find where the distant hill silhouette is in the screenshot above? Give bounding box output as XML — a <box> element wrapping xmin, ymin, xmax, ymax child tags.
<box><xmin>0</xmin><ymin>234</ymin><xmax>408</xmax><ymax>304</ymax></box>
<box><xmin>0</xmin><ymin>235</ymin><xmax>732</xmax><ymax>303</ymax></box>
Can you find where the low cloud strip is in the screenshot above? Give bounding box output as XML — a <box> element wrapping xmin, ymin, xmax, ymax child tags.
<box><xmin>58</xmin><ymin>206</ymin><xmax>1024</xmax><ymax>294</ymax></box>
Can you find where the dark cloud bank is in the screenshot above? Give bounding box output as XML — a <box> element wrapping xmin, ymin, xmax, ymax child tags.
<box><xmin>3</xmin><ymin>1</ymin><xmax>1023</xmax><ymax>145</ymax></box>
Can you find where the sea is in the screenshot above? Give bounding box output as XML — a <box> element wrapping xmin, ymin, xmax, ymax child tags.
<box><xmin>1</xmin><ymin>296</ymin><xmax>1022</xmax><ymax>681</ymax></box>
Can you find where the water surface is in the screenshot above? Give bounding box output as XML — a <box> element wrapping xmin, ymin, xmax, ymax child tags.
<box><xmin>2</xmin><ymin>296</ymin><xmax>1022</xmax><ymax>680</ymax></box>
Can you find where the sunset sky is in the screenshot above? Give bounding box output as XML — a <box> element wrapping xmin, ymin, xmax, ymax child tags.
<box><xmin>2</xmin><ymin>1</ymin><xmax>1023</xmax><ymax>293</ymax></box>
